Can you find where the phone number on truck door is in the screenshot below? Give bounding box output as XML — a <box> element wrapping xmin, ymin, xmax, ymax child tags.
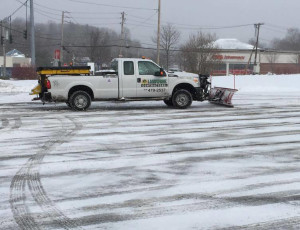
<box><xmin>144</xmin><ymin>88</ymin><xmax>167</xmax><ymax>93</ymax></box>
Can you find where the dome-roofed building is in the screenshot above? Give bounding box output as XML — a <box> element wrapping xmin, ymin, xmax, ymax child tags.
<box><xmin>1</xmin><ymin>49</ymin><xmax>32</xmax><ymax>78</ymax></box>
<box><xmin>6</xmin><ymin>49</ymin><xmax>26</xmax><ymax>58</ymax></box>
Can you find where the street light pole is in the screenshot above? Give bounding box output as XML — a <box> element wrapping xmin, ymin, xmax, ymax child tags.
<box><xmin>30</xmin><ymin>0</ymin><xmax>35</xmax><ymax>66</ymax></box>
<box><xmin>156</xmin><ymin>0</ymin><xmax>161</xmax><ymax>65</ymax></box>
<box><xmin>60</xmin><ymin>11</ymin><xmax>65</xmax><ymax>66</ymax></box>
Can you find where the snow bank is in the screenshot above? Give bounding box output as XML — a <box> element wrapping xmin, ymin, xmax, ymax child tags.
<box><xmin>212</xmin><ymin>74</ymin><xmax>300</xmax><ymax>93</ymax></box>
<box><xmin>214</xmin><ymin>38</ymin><xmax>254</xmax><ymax>50</ymax></box>
<box><xmin>0</xmin><ymin>79</ymin><xmax>36</xmax><ymax>93</ymax></box>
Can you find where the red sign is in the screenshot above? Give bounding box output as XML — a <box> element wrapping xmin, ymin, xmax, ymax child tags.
<box><xmin>213</xmin><ymin>55</ymin><xmax>245</xmax><ymax>60</ymax></box>
<box><xmin>55</xmin><ymin>50</ymin><xmax>60</xmax><ymax>60</ymax></box>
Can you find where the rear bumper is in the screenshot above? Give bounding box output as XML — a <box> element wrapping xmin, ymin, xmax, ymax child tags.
<box><xmin>42</xmin><ymin>92</ymin><xmax>52</xmax><ymax>102</ymax></box>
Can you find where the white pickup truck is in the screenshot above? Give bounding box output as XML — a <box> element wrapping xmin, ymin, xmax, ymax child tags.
<box><xmin>31</xmin><ymin>58</ymin><xmax>237</xmax><ymax>110</ymax></box>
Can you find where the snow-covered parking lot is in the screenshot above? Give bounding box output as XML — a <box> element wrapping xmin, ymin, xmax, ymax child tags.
<box><xmin>0</xmin><ymin>75</ymin><xmax>300</xmax><ymax>229</ymax></box>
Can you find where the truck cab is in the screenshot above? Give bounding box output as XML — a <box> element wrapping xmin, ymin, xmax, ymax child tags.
<box><xmin>112</xmin><ymin>58</ymin><xmax>170</xmax><ymax>99</ymax></box>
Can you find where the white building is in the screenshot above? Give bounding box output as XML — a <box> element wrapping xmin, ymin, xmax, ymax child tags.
<box><xmin>0</xmin><ymin>49</ymin><xmax>31</xmax><ymax>68</ymax></box>
<box><xmin>212</xmin><ymin>39</ymin><xmax>300</xmax><ymax>75</ymax></box>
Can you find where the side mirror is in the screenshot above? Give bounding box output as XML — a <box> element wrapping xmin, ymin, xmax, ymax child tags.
<box><xmin>155</xmin><ymin>68</ymin><xmax>166</xmax><ymax>77</ymax></box>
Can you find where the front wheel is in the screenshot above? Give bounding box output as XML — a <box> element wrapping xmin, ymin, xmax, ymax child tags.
<box><xmin>70</xmin><ymin>91</ymin><xmax>91</xmax><ymax>111</ymax></box>
<box><xmin>172</xmin><ymin>89</ymin><xmax>193</xmax><ymax>109</ymax></box>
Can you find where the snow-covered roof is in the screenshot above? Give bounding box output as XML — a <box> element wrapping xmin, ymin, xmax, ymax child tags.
<box><xmin>214</xmin><ymin>39</ymin><xmax>254</xmax><ymax>50</ymax></box>
<box><xmin>6</xmin><ymin>49</ymin><xmax>25</xmax><ymax>57</ymax></box>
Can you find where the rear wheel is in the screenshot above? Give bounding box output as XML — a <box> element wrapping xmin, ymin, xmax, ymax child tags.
<box><xmin>172</xmin><ymin>89</ymin><xmax>193</xmax><ymax>109</ymax></box>
<box><xmin>70</xmin><ymin>91</ymin><xmax>91</xmax><ymax>111</ymax></box>
<box><xmin>163</xmin><ymin>98</ymin><xmax>173</xmax><ymax>107</ymax></box>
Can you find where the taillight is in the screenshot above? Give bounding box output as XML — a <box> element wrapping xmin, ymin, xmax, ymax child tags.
<box><xmin>46</xmin><ymin>80</ymin><xmax>51</xmax><ymax>89</ymax></box>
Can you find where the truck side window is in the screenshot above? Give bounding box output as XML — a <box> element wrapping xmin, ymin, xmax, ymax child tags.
<box><xmin>124</xmin><ymin>61</ymin><xmax>134</xmax><ymax>75</ymax></box>
<box><xmin>138</xmin><ymin>61</ymin><xmax>160</xmax><ymax>75</ymax></box>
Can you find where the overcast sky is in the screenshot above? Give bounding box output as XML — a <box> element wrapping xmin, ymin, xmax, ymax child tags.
<box><xmin>1</xmin><ymin>0</ymin><xmax>299</xmax><ymax>47</ymax></box>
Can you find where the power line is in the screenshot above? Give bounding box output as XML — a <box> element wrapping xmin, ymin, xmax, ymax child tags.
<box><xmin>70</xmin><ymin>11</ymin><xmax>121</xmax><ymax>15</ymax></box>
<box><xmin>66</xmin><ymin>0</ymin><xmax>157</xmax><ymax>11</ymax></box>
<box><xmin>266</xmin><ymin>23</ymin><xmax>290</xmax><ymax>31</ymax></box>
<box><xmin>2</xmin><ymin>24</ymin><xmax>61</xmax><ymax>41</ymax></box>
<box><xmin>34</xmin><ymin>9</ymin><xmax>61</xmax><ymax>21</ymax></box>
<box><xmin>34</xmin><ymin>1</ymin><xmax>121</xmax><ymax>14</ymax></box>
<box><xmin>34</xmin><ymin>2</ymin><xmax>65</xmax><ymax>12</ymax></box>
<box><xmin>65</xmin><ymin>12</ymin><xmax>79</xmax><ymax>24</ymax></box>
<box><xmin>264</xmin><ymin>26</ymin><xmax>287</xmax><ymax>35</ymax></box>
<box><xmin>34</xmin><ymin>7</ymin><xmax>62</xmax><ymax>16</ymax></box>
<box><xmin>63</xmin><ymin>44</ymin><xmax>219</xmax><ymax>54</ymax></box>
<box><xmin>6</xmin><ymin>0</ymin><xmax>29</xmax><ymax>19</ymax></box>
<box><xmin>129</xmin><ymin>12</ymin><xmax>158</xmax><ymax>31</ymax></box>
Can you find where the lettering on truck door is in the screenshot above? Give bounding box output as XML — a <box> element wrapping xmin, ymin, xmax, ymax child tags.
<box><xmin>137</xmin><ymin>61</ymin><xmax>168</xmax><ymax>98</ymax></box>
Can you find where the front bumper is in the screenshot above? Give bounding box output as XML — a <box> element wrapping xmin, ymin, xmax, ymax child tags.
<box><xmin>194</xmin><ymin>87</ymin><xmax>206</xmax><ymax>101</ymax></box>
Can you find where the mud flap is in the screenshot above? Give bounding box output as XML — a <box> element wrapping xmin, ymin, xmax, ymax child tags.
<box><xmin>209</xmin><ymin>87</ymin><xmax>238</xmax><ymax>107</ymax></box>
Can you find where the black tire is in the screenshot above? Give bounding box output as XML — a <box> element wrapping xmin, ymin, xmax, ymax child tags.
<box><xmin>163</xmin><ymin>98</ymin><xmax>173</xmax><ymax>107</ymax></box>
<box><xmin>66</xmin><ymin>101</ymin><xmax>72</xmax><ymax>108</ymax></box>
<box><xmin>69</xmin><ymin>91</ymin><xmax>91</xmax><ymax>111</ymax></box>
<box><xmin>172</xmin><ymin>89</ymin><xmax>193</xmax><ymax>109</ymax></box>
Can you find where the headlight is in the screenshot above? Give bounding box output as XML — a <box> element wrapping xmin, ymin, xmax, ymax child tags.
<box><xmin>193</xmin><ymin>77</ymin><xmax>199</xmax><ymax>84</ymax></box>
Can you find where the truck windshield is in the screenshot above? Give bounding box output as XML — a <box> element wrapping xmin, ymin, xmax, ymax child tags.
<box><xmin>111</xmin><ymin>60</ymin><xmax>118</xmax><ymax>74</ymax></box>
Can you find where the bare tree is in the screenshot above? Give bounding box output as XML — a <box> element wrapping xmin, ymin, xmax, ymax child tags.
<box><xmin>265</xmin><ymin>51</ymin><xmax>279</xmax><ymax>73</ymax></box>
<box><xmin>272</xmin><ymin>28</ymin><xmax>300</xmax><ymax>51</ymax></box>
<box><xmin>248</xmin><ymin>38</ymin><xmax>266</xmax><ymax>49</ymax></box>
<box><xmin>5</xmin><ymin>18</ymin><xmax>142</xmax><ymax>67</ymax></box>
<box><xmin>181</xmin><ymin>32</ymin><xmax>220</xmax><ymax>74</ymax></box>
<box><xmin>153</xmin><ymin>24</ymin><xmax>180</xmax><ymax>70</ymax></box>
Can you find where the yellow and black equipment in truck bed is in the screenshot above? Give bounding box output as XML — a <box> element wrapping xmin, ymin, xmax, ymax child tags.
<box><xmin>30</xmin><ymin>66</ymin><xmax>91</xmax><ymax>98</ymax></box>
<box><xmin>36</xmin><ymin>66</ymin><xmax>90</xmax><ymax>75</ymax></box>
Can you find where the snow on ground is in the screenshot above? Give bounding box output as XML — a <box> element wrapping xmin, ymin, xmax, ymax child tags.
<box><xmin>0</xmin><ymin>75</ymin><xmax>300</xmax><ymax>229</ymax></box>
<box><xmin>0</xmin><ymin>79</ymin><xmax>37</xmax><ymax>104</ymax></box>
<box><xmin>212</xmin><ymin>74</ymin><xmax>300</xmax><ymax>93</ymax></box>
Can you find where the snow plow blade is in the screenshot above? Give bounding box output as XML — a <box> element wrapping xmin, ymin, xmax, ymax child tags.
<box><xmin>209</xmin><ymin>87</ymin><xmax>238</xmax><ymax>107</ymax></box>
<box><xmin>30</xmin><ymin>83</ymin><xmax>42</xmax><ymax>95</ymax></box>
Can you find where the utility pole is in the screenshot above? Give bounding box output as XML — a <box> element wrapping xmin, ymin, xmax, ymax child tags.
<box><xmin>253</xmin><ymin>23</ymin><xmax>264</xmax><ymax>72</ymax></box>
<box><xmin>60</xmin><ymin>11</ymin><xmax>65</xmax><ymax>66</ymax></box>
<box><xmin>156</xmin><ymin>0</ymin><xmax>161</xmax><ymax>65</ymax></box>
<box><xmin>30</xmin><ymin>0</ymin><xmax>35</xmax><ymax>66</ymax></box>
<box><xmin>119</xmin><ymin>12</ymin><xmax>125</xmax><ymax>57</ymax></box>
<box><xmin>1</xmin><ymin>20</ymin><xmax>6</xmax><ymax>78</ymax></box>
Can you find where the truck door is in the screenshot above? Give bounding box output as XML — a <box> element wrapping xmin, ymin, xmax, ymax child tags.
<box><xmin>94</xmin><ymin>60</ymin><xmax>119</xmax><ymax>99</ymax></box>
<box><xmin>121</xmin><ymin>60</ymin><xmax>137</xmax><ymax>98</ymax></box>
<box><xmin>137</xmin><ymin>61</ymin><xmax>168</xmax><ymax>98</ymax></box>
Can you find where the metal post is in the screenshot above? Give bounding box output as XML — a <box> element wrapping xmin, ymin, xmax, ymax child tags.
<box><xmin>60</xmin><ymin>11</ymin><xmax>65</xmax><ymax>66</ymax></box>
<box><xmin>119</xmin><ymin>12</ymin><xmax>125</xmax><ymax>57</ymax></box>
<box><xmin>254</xmin><ymin>23</ymin><xmax>264</xmax><ymax>73</ymax></box>
<box><xmin>156</xmin><ymin>0</ymin><xmax>161</xmax><ymax>65</ymax></box>
<box><xmin>30</xmin><ymin>0</ymin><xmax>35</xmax><ymax>66</ymax></box>
<box><xmin>1</xmin><ymin>20</ymin><xmax>6</xmax><ymax>78</ymax></box>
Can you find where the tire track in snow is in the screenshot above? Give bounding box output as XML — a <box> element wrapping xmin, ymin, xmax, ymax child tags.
<box><xmin>220</xmin><ymin>216</ymin><xmax>300</xmax><ymax>230</ymax></box>
<box><xmin>10</xmin><ymin>116</ymin><xmax>82</xmax><ymax>230</ymax></box>
<box><xmin>0</xmin><ymin>116</ymin><xmax>21</xmax><ymax>130</ymax></box>
<box><xmin>1</xmin><ymin>118</ymin><xmax>9</xmax><ymax>130</ymax></box>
